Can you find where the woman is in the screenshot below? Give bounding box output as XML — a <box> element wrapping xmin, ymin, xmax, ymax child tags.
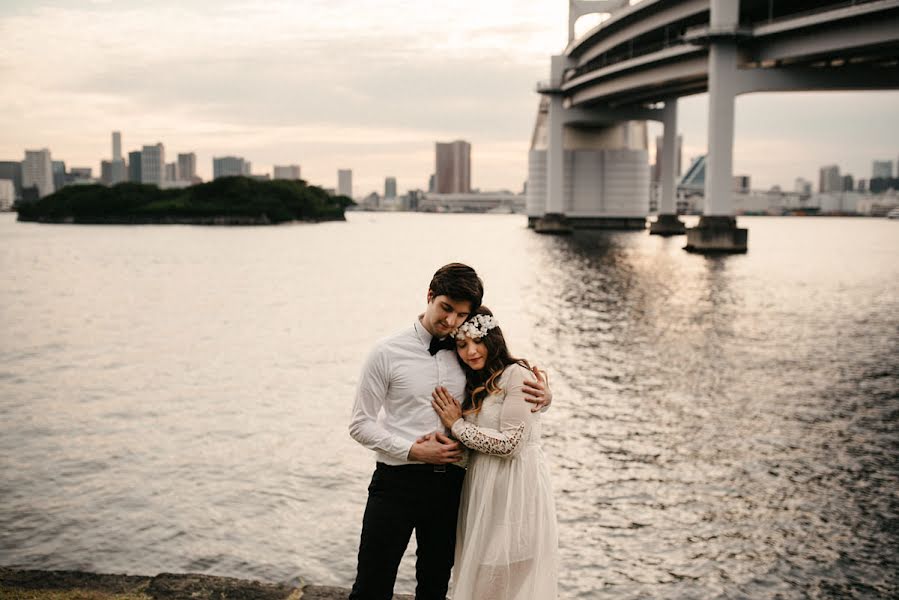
<box><xmin>431</xmin><ymin>307</ymin><xmax>559</xmax><ymax>600</ymax></box>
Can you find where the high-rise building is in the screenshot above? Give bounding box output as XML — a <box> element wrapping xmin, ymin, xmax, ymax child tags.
<box><xmin>213</xmin><ymin>156</ymin><xmax>250</xmax><ymax>179</ymax></box>
<box><xmin>273</xmin><ymin>165</ymin><xmax>301</xmax><ymax>180</ymax></box>
<box><xmin>842</xmin><ymin>174</ymin><xmax>854</xmax><ymax>192</ymax></box>
<box><xmin>22</xmin><ymin>149</ymin><xmax>55</xmax><ymax>198</ymax></box>
<box><xmin>872</xmin><ymin>160</ymin><xmax>893</xmax><ymax>179</ymax></box>
<box><xmin>100</xmin><ymin>160</ymin><xmax>128</xmax><ymax>185</ymax></box>
<box><xmin>652</xmin><ymin>134</ymin><xmax>682</xmax><ymax>182</ymax></box>
<box><xmin>0</xmin><ymin>180</ymin><xmax>15</xmax><ymax>210</ymax></box>
<box><xmin>52</xmin><ymin>161</ymin><xmax>66</xmax><ymax>192</ymax></box>
<box><xmin>794</xmin><ymin>177</ymin><xmax>812</xmax><ymax>195</ymax></box>
<box><xmin>177</xmin><ymin>153</ymin><xmax>197</xmax><ymax>182</ymax></box>
<box><xmin>435</xmin><ymin>140</ymin><xmax>471</xmax><ymax>193</ymax></box>
<box><xmin>732</xmin><ymin>175</ymin><xmax>750</xmax><ymax>192</ymax></box>
<box><xmin>165</xmin><ymin>162</ymin><xmax>178</xmax><ymax>182</ymax></box>
<box><xmin>0</xmin><ymin>162</ymin><xmax>23</xmax><ymax>199</ymax></box>
<box><xmin>141</xmin><ymin>143</ymin><xmax>165</xmax><ymax>186</ymax></box>
<box><xmin>818</xmin><ymin>165</ymin><xmax>841</xmax><ymax>193</ymax></box>
<box><xmin>128</xmin><ymin>151</ymin><xmax>142</xmax><ymax>182</ymax></box>
<box><xmin>112</xmin><ymin>131</ymin><xmax>122</xmax><ymax>161</ymax></box>
<box><xmin>858</xmin><ymin>179</ymin><xmax>867</xmax><ymax>193</ymax></box>
<box><xmin>428</xmin><ymin>173</ymin><xmax>435</xmax><ymax>193</ymax></box>
<box><xmin>338</xmin><ymin>169</ymin><xmax>353</xmax><ymax>197</ymax></box>
<box><xmin>385</xmin><ymin>176</ymin><xmax>397</xmax><ymax>199</ymax></box>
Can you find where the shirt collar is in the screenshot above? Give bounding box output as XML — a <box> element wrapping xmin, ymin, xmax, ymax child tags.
<box><xmin>413</xmin><ymin>316</ymin><xmax>433</xmax><ymax>348</ymax></box>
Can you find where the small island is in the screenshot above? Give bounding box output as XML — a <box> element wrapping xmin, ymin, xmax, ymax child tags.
<box><xmin>14</xmin><ymin>177</ymin><xmax>354</xmax><ymax>225</ymax></box>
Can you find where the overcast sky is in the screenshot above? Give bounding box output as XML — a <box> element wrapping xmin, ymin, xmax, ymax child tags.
<box><xmin>1</xmin><ymin>0</ymin><xmax>897</xmax><ymax>195</ymax></box>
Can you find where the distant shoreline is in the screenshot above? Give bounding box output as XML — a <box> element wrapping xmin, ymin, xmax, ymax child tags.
<box><xmin>18</xmin><ymin>214</ymin><xmax>345</xmax><ymax>225</ymax></box>
<box><xmin>14</xmin><ymin>176</ymin><xmax>353</xmax><ymax>226</ymax></box>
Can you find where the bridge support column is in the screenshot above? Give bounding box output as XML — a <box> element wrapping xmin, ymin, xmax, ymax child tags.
<box><xmin>650</xmin><ymin>98</ymin><xmax>685</xmax><ymax>236</ymax></box>
<box><xmin>536</xmin><ymin>55</ymin><xmax>572</xmax><ymax>234</ymax></box>
<box><xmin>685</xmin><ymin>0</ymin><xmax>747</xmax><ymax>253</ymax></box>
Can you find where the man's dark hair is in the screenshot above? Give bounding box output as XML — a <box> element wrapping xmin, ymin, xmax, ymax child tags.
<box><xmin>429</xmin><ymin>263</ymin><xmax>483</xmax><ymax>311</ymax></box>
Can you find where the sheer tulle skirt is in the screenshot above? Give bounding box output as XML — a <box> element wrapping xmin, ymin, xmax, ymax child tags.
<box><xmin>451</xmin><ymin>445</ymin><xmax>559</xmax><ymax>600</ymax></box>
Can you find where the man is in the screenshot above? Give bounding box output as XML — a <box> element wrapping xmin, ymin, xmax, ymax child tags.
<box><xmin>348</xmin><ymin>263</ymin><xmax>551</xmax><ymax>600</ymax></box>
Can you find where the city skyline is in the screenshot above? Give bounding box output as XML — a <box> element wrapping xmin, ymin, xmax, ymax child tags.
<box><xmin>1</xmin><ymin>0</ymin><xmax>897</xmax><ymax>195</ymax></box>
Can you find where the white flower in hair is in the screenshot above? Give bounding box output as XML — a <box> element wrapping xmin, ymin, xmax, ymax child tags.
<box><xmin>453</xmin><ymin>313</ymin><xmax>499</xmax><ymax>340</ymax></box>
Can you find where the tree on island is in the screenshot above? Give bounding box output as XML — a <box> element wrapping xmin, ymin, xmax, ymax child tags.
<box><xmin>14</xmin><ymin>177</ymin><xmax>355</xmax><ymax>225</ymax></box>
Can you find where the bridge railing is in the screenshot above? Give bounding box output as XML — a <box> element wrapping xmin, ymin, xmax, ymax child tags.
<box><xmin>744</xmin><ymin>0</ymin><xmax>883</xmax><ymax>27</ymax></box>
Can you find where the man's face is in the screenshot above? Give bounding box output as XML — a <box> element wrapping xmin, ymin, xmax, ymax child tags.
<box><xmin>422</xmin><ymin>292</ymin><xmax>472</xmax><ymax>338</ymax></box>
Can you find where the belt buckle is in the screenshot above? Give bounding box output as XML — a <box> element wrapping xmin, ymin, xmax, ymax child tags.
<box><xmin>434</xmin><ymin>465</ymin><xmax>447</xmax><ymax>473</ymax></box>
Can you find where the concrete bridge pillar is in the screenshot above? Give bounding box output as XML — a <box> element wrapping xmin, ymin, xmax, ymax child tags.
<box><xmin>537</xmin><ymin>55</ymin><xmax>573</xmax><ymax>234</ymax></box>
<box><xmin>650</xmin><ymin>98</ymin><xmax>686</xmax><ymax>236</ymax></box>
<box><xmin>685</xmin><ymin>0</ymin><xmax>747</xmax><ymax>253</ymax></box>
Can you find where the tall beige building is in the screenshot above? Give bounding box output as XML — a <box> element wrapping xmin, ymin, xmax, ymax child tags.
<box><xmin>141</xmin><ymin>143</ymin><xmax>165</xmax><ymax>186</ymax></box>
<box><xmin>435</xmin><ymin>140</ymin><xmax>471</xmax><ymax>194</ymax></box>
<box><xmin>178</xmin><ymin>153</ymin><xmax>197</xmax><ymax>182</ymax></box>
<box><xmin>338</xmin><ymin>169</ymin><xmax>353</xmax><ymax>197</ymax></box>
<box><xmin>273</xmin><ymin>165</ymin><xmax>301</xmax><ymax>180</ymax></box>
<box><xmin>23</xmin><ymin>149</ymin><xmax>55</xmax><ymax>198</ymax></box>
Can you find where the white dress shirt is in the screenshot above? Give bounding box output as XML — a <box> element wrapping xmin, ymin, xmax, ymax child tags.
<box><xmin>349</xmin><ymin>319</ymin><xmax>467</xmax><ymax>465</ymax></box>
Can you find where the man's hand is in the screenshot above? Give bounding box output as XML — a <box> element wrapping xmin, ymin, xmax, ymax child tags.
<box><xmin>523</xmin><ymin>366</ymin><xmax>552</xmax><ymax>413</ymax></box>
<box><xmin>408</xmin><ymin>431</ymin><xmax>463</xmax><ymax>464</ymax></box>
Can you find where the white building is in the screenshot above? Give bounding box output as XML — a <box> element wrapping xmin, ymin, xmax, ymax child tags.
<box><xmin>141</xmin><ymin>143</ymin><xmax>165</xmax><ymax>186</ymax></box>
<box><xmin>420</xmin><ymin>191</ymin><xmax>526</xmax><ymax>213</ymax></box>
<box><xmin>112</xmin><ymin>131</ymin><xmax>122</xmax><ymax>161</ymax></box>
<box><xmin>213</xmin><ymin>156</ymin><xmax>250</xmax><ymax>179</ymax></box>
<box><xmin>794</xmin><ymin>177</ymin><xmax>813</xmax><ymax>195</ymax></box>
<box><xmin>338</xmin><ymin>169</ymin><xmax>353</xmax><ymax>197</ymax></box>
<box><xmin>818</xmin><ymin>165</ymin><xmax>841</xmax><ymax>193</ymax></box>
<box><xmin>0</xmin><ymin>179</ymin><xmax>15</xmax><ymax>210</ymax></box>
<box><xmin>178</xmin><ymin>153</ymin><xmax>197</xmax><ymax>182</ymax></box>
<box><xmin>872</xmin><ymin>160</ymin><xmax>893</xmax><ymax>179</ymax></box>
<box><xmin>22</xmin><ymin>149</ymin><xmax>55</xmax><ymax>198</ymax></box>
<box><xmin>273</xmin><ymin>165</ymin><xmax>301</xmax><ymax>180</ymax></box>
<box><xmin>385</xmin><ymin>176</ymin><xmax>397</xmax><ymax>199</ymax></box>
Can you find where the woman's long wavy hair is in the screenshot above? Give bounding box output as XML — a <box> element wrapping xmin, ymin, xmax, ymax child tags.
<box><xmin>456</xmin><ymin>306</ymin><xmax>530</xmax><ymax>415</ymax></box>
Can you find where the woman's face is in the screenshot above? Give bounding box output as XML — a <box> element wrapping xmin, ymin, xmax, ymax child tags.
<box><xmin>456</xmin><ymin>335</ymin><xmax>488</xmax><ymax>371</ymax></box>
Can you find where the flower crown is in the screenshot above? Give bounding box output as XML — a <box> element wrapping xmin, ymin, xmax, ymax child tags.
<box><xmin>452</xmin><ymin>313</ymin><xmax>499</xmax><ymax>340</ymax></box>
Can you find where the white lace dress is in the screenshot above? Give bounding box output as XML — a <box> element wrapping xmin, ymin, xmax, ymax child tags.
<box><xmin>449</xmin><ymin>363</ymin><xmax>559</xmax><ymax>600</ymax></box>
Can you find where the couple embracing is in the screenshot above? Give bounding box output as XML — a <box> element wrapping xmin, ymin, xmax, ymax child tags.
<box><xmin>348</xmin><ymin>263</ymin><xmax>559</xmax><ymax>600</ymax></box>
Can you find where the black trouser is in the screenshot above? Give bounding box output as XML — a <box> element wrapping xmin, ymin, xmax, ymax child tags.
<box><xmin>349</xmin><ymin>462</ymin><xmax>465</xmax><ymax>600</ymax></box>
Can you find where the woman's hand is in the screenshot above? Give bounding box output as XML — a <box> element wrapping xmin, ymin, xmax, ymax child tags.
<box><xmin>431</xmin><ymin>386</ymin><xmax>463</xmax><ymax>429</ymax></box>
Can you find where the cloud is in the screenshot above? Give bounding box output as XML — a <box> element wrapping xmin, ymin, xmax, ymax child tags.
<box><xmin>1</xmin><ymin>0</ymin><xmax>897</xmax><ymax>194</ymax></box>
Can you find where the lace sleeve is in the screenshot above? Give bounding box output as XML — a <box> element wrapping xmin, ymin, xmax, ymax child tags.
<box><xmin>449</xmin><ymin>365</ymin><xmax>535</xmax><ymax>457</ymax></box>
<box><xmin>451</xmin><ymin>419</ymin><xmax>525</xmax><ymax>456</ymax></box>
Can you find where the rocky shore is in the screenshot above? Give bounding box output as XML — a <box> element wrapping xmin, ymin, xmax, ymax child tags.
<box><xmin>0</xmin><ymin>568</ymin><xmax>414</xmax><ymax>600</ymax></box>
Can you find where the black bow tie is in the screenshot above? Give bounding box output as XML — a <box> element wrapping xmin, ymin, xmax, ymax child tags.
<box><xmin>428</xmin><ymin>335</ymin><xmax>453</xmax><ymax>355</ymax></box>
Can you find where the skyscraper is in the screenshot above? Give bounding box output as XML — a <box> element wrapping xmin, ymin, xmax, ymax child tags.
<box><xmin>112</xmin><ymin>131</ymin><xmax>122</xmax><ymax>161</ymax></box>
<box><xmin>141</xmin><ymin>143</ymin><xmax>165</xmax><ymax>186</ymax></box>
<box><xmin>177</xmin><ymin>153</ymin><xmax>197</xmax><ymax>182</ymax></box>
<box><xmin>872</xmin><ymin>160</ymin><xmax>893</xmax><ymax>179</ymax></box>
<box><xmin>0</xmin><ymin>162</ymin><xmax>23</xmax><ymax>198</ymax></box>
<box><xmin>385</xmin><ymin>176</ymin><xmax>397</xmax><ymax>199</ymax></box>
<box><xmin>128</xmin><ymin>151</ymin><xmax>142</xmax><ymax>182</ymax></box>
<box><xmin>22</xmin><ymin>149</ymin><xmax>55</xmax><ymax>198</ymax></box>
<box><xmin>338</xmin><ymin>169</ymin><xmax>353</xmax><ymax>197</ymax></box>
<box><xmin>842</xmin><ymin>174</ymin><xmax>854</xmax><ymax>192</ymax></box>
<box><xmin>213</xmin><ymin>156</ymin><xmax>250</xmax><ymax>179</ymax></box>
<box><xmin>435</xmin><ymin>140</ymin><xmax>471</xmax><ymax>193</ymax></box>
<box><xmin>273</xmin><ymin>165</ymin><xmax>301</xmax><ymax>180</ymax></box>
<box><xmin>818</xmin><ymin>165</ymin><xmax>841</xmax><ymax>193</ymax></box>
